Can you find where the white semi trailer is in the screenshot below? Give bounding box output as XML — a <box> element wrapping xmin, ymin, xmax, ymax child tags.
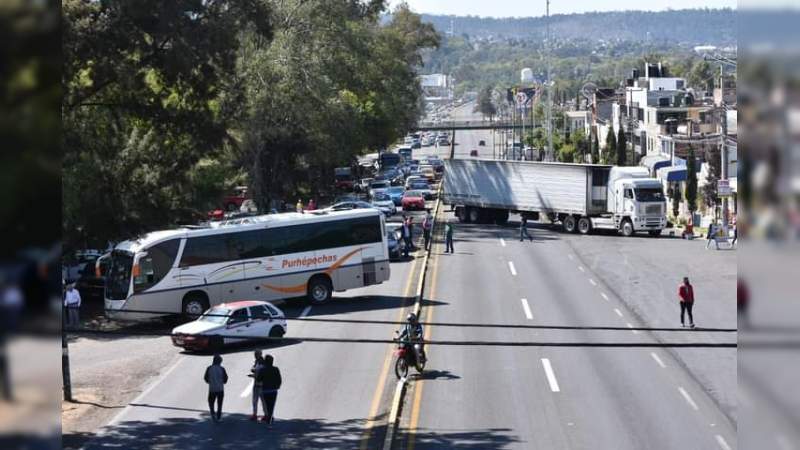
<box><xmin>443</xmin><ymin>159</ymin><xmax>667</xmax><ymax>236</ymax></box>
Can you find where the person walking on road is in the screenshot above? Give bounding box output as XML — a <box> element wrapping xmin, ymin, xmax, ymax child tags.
<box><xmin>519</xmin><ymin>217</ymin><xmax>532</xmax><ymax>242</ymax></box>
<box><xmin>705</xmin><ymin>222</ymin><xmax>717</xmax><ymax>250</ymax></box>
<box><xmin>444</xmin><ymin>221</ymin><xmax>455</xmax><ymax>253</ymax></box>
<box><xmin>307</xmin><ymin>198</ymin><xmax>317</xmax><ymax>211</ymax></box>
<box><xmin>64</xmin><ymin>283</ymin><xmax>81</xmax><ymax>329</ymax></box>
<box><xmin>258</xmin><ymin>354</ymin><xmax>282</xmax><ymax>424</ymax></box>
<box><xmin>296</xmin><ymin>199</ymin><xmax>304</xmax><ymax>213</ymax></box>
<box><xmin>401</xmin><ymin>216</ymin><xmax>411</xmax><ymax>258</ymax></box>
<box><xmin>422</xmin><ymin>210</ymin><xmax>433</xmax><ymax>250</ymax></box>
<box><xmin>204</xmin><ymin>354</ymin><xmax>228</xmax><ymax>422</ymax></box>
<box><xmin>678</xmin><ymin>277</ymin><xmax>695</xmax><ymax>328</ymax></box>
<box><xmin>249</xmin><ymin>351</ymin><xmax>266</xmax><ymax>421</ymax></box>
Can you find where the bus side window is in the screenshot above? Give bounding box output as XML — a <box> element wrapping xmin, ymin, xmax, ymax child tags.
<box><xmin>134</xmin><ymin>239</ymin><xmax>180</xmax><ymax>292</ymax></box>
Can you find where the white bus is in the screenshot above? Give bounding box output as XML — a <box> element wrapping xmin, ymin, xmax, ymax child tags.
<box><xmin>104</xmin><ymin>209</ymin><xmax>390</xmax><ymax>320</ymax></box>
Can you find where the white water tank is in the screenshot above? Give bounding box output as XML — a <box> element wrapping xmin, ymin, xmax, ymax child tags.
<box><xmin>521</xmin><ymin>68</ymin><xmax>534</xmax><ymax>83</ymax></box>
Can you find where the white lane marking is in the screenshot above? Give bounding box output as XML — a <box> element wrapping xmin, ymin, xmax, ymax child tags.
<box><xmin>650</xmin><ymin>352</ymin><xmax>666</xmax><ymax>368</ymax></box>
<box><xmin>678</xmin><ymin>387</ymin><xmax>700</xmax><ymax>411</ymax></box>
<box><xmin>600</xmin><ymin>293</ymin><xmax>609</xmax><ymax>302</ymax></box>
<box><xmin>715</xmin><ymin>435</ymin><xmax>732</xmax><ymax>450</ymax></box>
<box><xmin>614</xmin><ymin>308</ymin><xmax>623</xmax><ymax>317</ymax></box>
<box><xmin>567</xmin><ymin>254</ymin><xmax>574</xmax><ymax>260</ymax></box>
<box><xmin>541</xmin><ymin>358</ymin><xmax>560</xmax><ymax>392</ymax></box>
<box><xmin>107</xmin><ymin>356</ymin><xmax>186</xmax><ymax>426</ymax></box>
<box><xmin>300</xmin><ymin>305</ymin><xmax>312</xmax><ymax>317</ymax></box>
<box><xmin>521</xmin><ymin>299</ymin><xmax>533</xmax><ymax>320</ymax></box>
<box><xmin>626</xmin><ymin>323</ymin><xmax>639</xmax><ymax>334</ymax></box>
<box><xmin>500</xmin><ymin>238</ymin><xmax>506</xmax><ymax>247</ymax></box>
<box><xmin>578</xmin><ymin>266</ymin><xmax>585</xmax><ymax>272</ymax></box>
<box><xmin>589</xmin><ymin>278</ymin><xmax>597</xmax><ymax>286</ymax></box>
<box><xmin>240</xmin><ymin>379</ymin><xmax>254</xmax><ymax>398</ymax></box>
<box><xmin>508</xmin><ymin>261</ymin><xmax>517</xmax><ymax>276</ymax></box>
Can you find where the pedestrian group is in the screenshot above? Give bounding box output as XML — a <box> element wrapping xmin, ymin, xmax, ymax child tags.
<box><xmin>203</xmin><ymin>351</ymin><xmax>282</xmax><ymax>424</ymax></box>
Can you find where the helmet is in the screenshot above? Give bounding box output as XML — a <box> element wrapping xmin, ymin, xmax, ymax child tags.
<box><xmin>407</xmin><ymin>312</ymin><xmax>417</xmax><ymax>323</ymax></box>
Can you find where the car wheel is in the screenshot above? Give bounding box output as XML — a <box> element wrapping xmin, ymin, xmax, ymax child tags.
<box><xmin>209</xmin><ymin>335</ymin><xmax>224</xmax><ymax>352</ymax></box>
<box><xmin>307</xmin><ymin>276</ymin><xmax>333</xmax><ymax>304</ymax></box>
<box><xmin>269</xmin><ymin>326</ymin><xmax>284</xmax><ymax>338</ymax></box>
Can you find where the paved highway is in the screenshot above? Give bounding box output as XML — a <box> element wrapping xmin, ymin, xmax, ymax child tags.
<box><xmin>392</xmin><ymin>101</ymin><xmax>737</xmax><ymax>449</ymax></box>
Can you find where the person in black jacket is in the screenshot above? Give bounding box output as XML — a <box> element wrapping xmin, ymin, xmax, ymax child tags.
<box><xmin>258</xmin><ymin>354</ymin><xmax>282</xmax><ymax>424</ymax></box>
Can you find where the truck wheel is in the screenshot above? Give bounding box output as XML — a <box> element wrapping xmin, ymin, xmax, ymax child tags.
<box><xmin>457</xmin><ymin>207</ymin><xmax>468</xmax><ymax>223</ymax></box>
<box><xmin>468</xmin><ymin>207</ymin><xmax>480</xmax><ymax>223</ymax></box>
<box><xmin>620</xmin><ymin>220</ymin><xmax>634</xmax><ymax>237</ymax></box>
<box><xmin>563</xmin><ymin>215</ymin><xmax>577</xmax><ymax>233</ymax></box>
<box><xmin>577</xmin><ymin>217</ymin><xmax>591</xmax><ymax>234</ymax></box>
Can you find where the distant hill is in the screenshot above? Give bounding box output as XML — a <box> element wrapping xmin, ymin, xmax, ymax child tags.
<box><xmin>419</xmin><ymin>9</ymin><xmax>736</xmax><ymax>46</ymax></box>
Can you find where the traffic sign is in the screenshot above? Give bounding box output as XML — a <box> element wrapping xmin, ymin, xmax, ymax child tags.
<box><xmin>717</xmin><ymin>179</ymin><xmax>732</xmax><ymax>197</ymax></box>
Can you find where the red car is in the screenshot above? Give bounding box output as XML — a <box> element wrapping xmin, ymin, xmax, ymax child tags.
<box><xmin>223</xmin><ymin>186</ymin><xmax>250</xmax><ymax>211</ymax></box>
<box><xmin>401</xmin><ymin>191</ymin><xmax>426</xmax><ymax>211</ymax></box>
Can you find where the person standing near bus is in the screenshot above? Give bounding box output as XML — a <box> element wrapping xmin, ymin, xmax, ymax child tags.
<box><xmin>204</xmin><ymin>354</ymin><xmax>228</xmax><ymax>422</ymax></box>
<box><xmin>258</xmin><ymin>354</ymin><xmax>282</xmax><ymax>424</ymax></box>
<box><xmin>64</xmin><ymin>283</ymin><xmax>81</xmax><ymax>329</ymax></box>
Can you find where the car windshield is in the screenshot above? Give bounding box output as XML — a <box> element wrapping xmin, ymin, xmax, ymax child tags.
<box><xmin>200</xmin><ymin>307</ymin><xmax>231</xmax><ymax>324</ymax></box>
<box><xmin>388</xmin><ymin>187</ymin><xmax>404</xmax><ymax>194</ymax></box>
<box><xmin>374</xmin><ymin>193</ymin><xmax>390</xmax><ymax>201</ymax></box>
<box><xmin>371</xmin><ymin>182</ymin><xmax>389</xmax><ymax>189</ymax></box>
<box><xmin>411</xmin><ymin>183</ymin><xmax>428</xmax><ymax>190</ymax></box>
<box><xmin>635</xmin><ymin>188</ymin><xmax>665</xmax><ymax>202</ymax></box>
<box><xmin>405</xmin><ymin>191</ymin><xmax>422</xmax><ymax>197</ymax></box>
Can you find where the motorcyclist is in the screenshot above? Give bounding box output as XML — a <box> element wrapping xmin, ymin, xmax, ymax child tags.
<box><xmin>398</xmin><ymin>313</ymin><xmax>425</xmax><ymax>363</ymax></box>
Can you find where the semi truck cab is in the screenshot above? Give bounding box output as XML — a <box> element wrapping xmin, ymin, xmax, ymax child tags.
<box><xmin>607</xmin><ymin>167</ymin><xmax>667</xmax><ymax>236</ymax></box>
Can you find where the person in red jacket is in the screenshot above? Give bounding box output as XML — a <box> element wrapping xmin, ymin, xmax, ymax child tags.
<box><xmin>678</xmin><ymin>277</ymin><xmax>695</xmax><ymax>328</ymax></box>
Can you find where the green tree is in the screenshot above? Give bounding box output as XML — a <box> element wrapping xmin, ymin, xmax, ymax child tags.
<box><xmin>604</xmin><ymin>126</ymin><xmax>617</xmax><ymax>164</ymax></box>
<box><xmin>616</xmin><ymin>127</ymin><xmax>628</xmax><ymax>166</ymax></box>
<box><xmin>685</xmin><ymin>147</ymin><xmax>698</xmax><ymax>214</ymax></box>
<box><xmin>701</xmin><ymin>147</ymin><xmax>720</xmax><ymax>214</ymax></box>
<box><xmin>687</xmin><ymin>60</ymin><xmax>714</xmax><ymax>94</ymax></box>
<box><xmin>475</xmin><ymin>86</ymin><xmax>498</xmax><ymax>121</ymax></box>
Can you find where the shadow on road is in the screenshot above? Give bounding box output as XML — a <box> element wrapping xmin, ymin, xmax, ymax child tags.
<box><xmin>414</xmin><ymin>369</ymin><xmax>460</xmax><ymax>381</ymax></box>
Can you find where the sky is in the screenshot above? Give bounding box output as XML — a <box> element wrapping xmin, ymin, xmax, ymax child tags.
<box><xmin>387</xmin><ymin>0</ymin><xmax>737</xmax><ymax>18</ymax></box>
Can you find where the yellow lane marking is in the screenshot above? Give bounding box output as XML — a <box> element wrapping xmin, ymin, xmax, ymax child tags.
<box><xmin>360</xmin><ymin>252</ymin><xmax>421</xmax><ymax>449</ymax></box>
<box><xmin>407</xmin><ymin>215</ymin><xmax>444</xmax><ymax>450</ymax></box>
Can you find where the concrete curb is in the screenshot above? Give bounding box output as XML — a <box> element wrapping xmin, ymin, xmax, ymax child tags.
<box><xmin>380</xmin><ymin>181</ymin><xmax>444</xmax><ymax>450</ymax></box>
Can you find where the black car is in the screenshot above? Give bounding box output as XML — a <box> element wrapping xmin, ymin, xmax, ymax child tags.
<box><xmin>479</xmin><ymin>140</ymin><xmax>486</xmax><ymax>146</ymax></box>
<box><xmin>386</xmin><ymin>225</ymin><xmax>404</xmax><ymax>260</ymax></box>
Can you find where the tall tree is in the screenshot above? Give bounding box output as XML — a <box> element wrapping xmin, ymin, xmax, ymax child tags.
<box><xmin>616</xmin><ymin>127</ymin><xmax>628</xmax><ymax>166</ymax></box>
<box><xmin>685</xmin><ymin>147</ymin><xmax>698</xmax><ymax>214</ymax></box>
<box><xmin>701</xmin><ymin>146</ymin><xmax>721</xmax><ymax>214</ymax></box>
<box><xmin>475</xmin><ymin>86</ymin><xmax>497</xmax><ymax>121</ymax></box>
<box><xmin>604</xmin><ymin>127</ymin><xmax>617</xmax><ymax>164</ymax></box>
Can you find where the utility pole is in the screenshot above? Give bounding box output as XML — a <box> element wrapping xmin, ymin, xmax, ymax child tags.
<box><xmin>62</xmin><ymin>312</ymin><xmax>73</xmax><ymax>402</ymax></box>
<box><xmin>545</xmin><ymin>0</ymin><xmax>553</xmax><ymax>161</ymax></box>
<box><xmin>720</xmin><ymin>85</ymin><xmax>729</xmax><ymax>226</ymax></box>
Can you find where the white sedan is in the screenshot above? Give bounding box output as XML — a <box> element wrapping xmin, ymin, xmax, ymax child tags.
<box><xmin>171</xmin><ymin>300</ymin><xmax>287</xmax><ymax>351</ymax></box>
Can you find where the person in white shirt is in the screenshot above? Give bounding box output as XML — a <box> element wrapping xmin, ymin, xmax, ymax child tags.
<box><xmin>64</xmin><ymin>283</ymin><xmax>81</xmax><ymax>329</ymax></box>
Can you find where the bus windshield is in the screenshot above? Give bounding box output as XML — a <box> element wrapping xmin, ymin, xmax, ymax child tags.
<box><xmin>635</xmin><ymin>188</ymin><xmax>665</xmax><ymax>202</ymax></box>
<box><xmin>106</xmin><ymin>251</ymin><xmax>133</xmax><ymax>300</ymax></box>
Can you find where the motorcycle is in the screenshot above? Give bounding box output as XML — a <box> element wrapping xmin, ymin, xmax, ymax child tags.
<box><xmin>394</xmin><ymin>330</ymin><xmax>426</xmax><ymax>379</ymax></box>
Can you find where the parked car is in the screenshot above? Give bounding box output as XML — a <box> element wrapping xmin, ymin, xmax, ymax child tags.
<box><xmin>171</xmin><ymin>301</ymin><xmax>287</xmax><ymax>351</ymax></box>
<box><xmin>223</xmin><ymin>186</ymin><xmax>251</xmax><ymax>211</ymax></box>
<box><xmin>369</xmin><ymin>180</ymin><xmax>391</xmax><ymax>199</ymax></box>
<box><xmin>470</xmin><ymin>149</ymin><xmax>479</xmax><ymax>157</ymax></box>
<box><xmin>334</xmin><ymin>167</ymin><xmax>354</xmax><ymax>190</ymax></box>
<box><xmin>386</xmin><ymin>224</ymin><xmax>404</xmax><ymax>260</ymax></box>
<box><xmin>478</xmin><ymin>140</ymin><xmax>486</xmax><ymax>146</ymax></box>
<box><xmin>372</xmin><ymin>193</ymin><xmax>397</xmax><ymax>216</ymax></box>
<box><xmin>329</xmin><ymin>200</ymin><xmax>390</xmax><ymax>216</ymax></box>
<box><xmin>74</xmin><ymin>253</ymin><xmax>110</xmax><ymax>300</ymax></box>
<box><xmin>401</xmin><ymin>190</ymin><xmax>426</xmax><ymax>211</ymax></box>
<box><xmin>386</xmin><ymin>186</ymin><xmax>405</xmax><ymax>206</ymax></box>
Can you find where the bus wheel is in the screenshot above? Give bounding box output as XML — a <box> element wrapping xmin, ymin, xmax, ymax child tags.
<box><xmin>307</xmin><ymin>276</ymin><xmax>332</xmax><ymax>304</ymax></box>
<box><xmin>182</xmin><ymin>293</ymin><xmax>209</xmax><ymax>318</ymax></box>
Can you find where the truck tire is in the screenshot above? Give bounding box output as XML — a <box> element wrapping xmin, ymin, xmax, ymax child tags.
<box><xmin>457</xmin><ymin>207</ymin><xmax>469</xmax><ymax>223</ymax></box>
<box><xmin>620</xmin><ymin>219</ymin><xmax>634</xmax><ymax>237</ymax></box>
<box><xmin>577</xmin><ymin>217</ymin><xmax>591</xmax><ymax>234</ymax></box>
<box><xmin>563</xmin><ymin>215</ymin><xmax>577</xmax><ymax>233</ymax></box>
<box><xmin>494</xmin><ymin>210</ymin><xmax>509</xmax><ymax>225</ymax></box>
<box><xmin>468</xmin><ymin>207</ymin><xmax>480</xmax><ymax>223</ymax></box>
